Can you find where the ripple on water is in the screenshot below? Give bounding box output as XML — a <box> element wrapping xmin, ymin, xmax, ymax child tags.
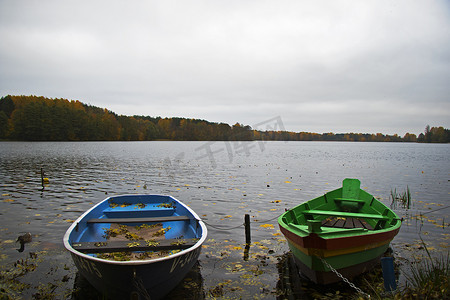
<box><xmin>0</xmin><ymin>141</ymin><xmax>448</xmax><ymax>298</ymax></box>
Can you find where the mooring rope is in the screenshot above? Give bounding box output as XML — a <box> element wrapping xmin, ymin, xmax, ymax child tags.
<box><xmin>418</xmin><ymin>204</ymin><xmax>450</xmax><ymax>215</ymax></box>
<box><xmin>393</xmin><ymin>204</ymin><xmax>450</xmax><ymax>225</ymax></box>
<box><xmin>256</xmin><ymin>214</ymin><xmax>280</xmax><ymax>224</ymax></box>
<box><xmin>201</xmin><ymin>220</ymin><xmax>245</xmax><ymax>231</ymax></box>
<box><xmin>202</xmin><ymin>202</ymin><xmax>450</xmax><ymax>231</ymax></box>
<box><xmin>201</xmin><ymin>213</ymin><xmax>280</xmax><ymax>231</ymax></box>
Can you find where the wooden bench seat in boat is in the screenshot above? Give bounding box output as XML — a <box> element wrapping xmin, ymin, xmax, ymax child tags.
<box><xmin>321</xmin><ymin>217</ymin><xmax>374</xmax><ymax>230</ymax></box>
<box><xmin>302</xmin><ymin>210</ymin><xmax>390</xmax><ymax>220</ymax></box>
<box><xmin>287</xmin><ymin>223</ymin><xmax>368</xmax><ymax>235</ymax></box>
<box><xmin>103</xmin><ymin>204</ymin><xmax>176</xmax><ymax>218</ymax></box>
<box><xmin>86</xmin><ymin>216</ymin><xmax>191</xmax><ymax>224</ymax></box>
<box><xmin>72</xmin><ymin>238</ymin><xmax>198</xmax><ymax>253</ymax></box>
<box><xmin>333</xmin><ymin>198</ymin><xmax>367</xmax><ymax>204</ymax></box>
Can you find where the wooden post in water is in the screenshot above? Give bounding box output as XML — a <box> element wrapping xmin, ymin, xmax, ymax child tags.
<box><xmin>40</xmin><ymin>168</ymin><xmax>44</xmax><ymax>189</ymax></box>
<box><xmin>244</xmin><ymin>214</ymin><xmax>251</xmax><ymax>244</ymax></box>
<box><xmin>243</xmin><ymin>214</ymin><xmax>251</xmax><ymax>261</ymax></box>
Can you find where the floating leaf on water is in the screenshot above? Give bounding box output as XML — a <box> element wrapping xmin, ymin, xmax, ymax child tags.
<box><xmin>260</xmin><ymin>239</ymin><xmax>272</xmax><ymax>245</ymax></box>
<box><xmin>3</xmin><ymin>199</ymin><xmax>14</xmax><ymax>202</ymax></box>
<box><xmin>259</xmin><ymin>224</ymin><xmax>274</xmax><ymax>229</ymax></box>
<box><xmin>284</xmin><ymin>181</ymin><xmax>291</xmax><ymax>184</ymax></box>
<box><xmin>438</xmin><ymin>242</ymin><xmax>449</xmax><ymax>248</ymax></box>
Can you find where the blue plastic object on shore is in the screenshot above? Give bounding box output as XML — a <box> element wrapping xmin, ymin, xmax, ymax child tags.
<box><xmin>381</xmin><ymin>256</ymin><xmax>397</xmax><ymax>291</ymax></box>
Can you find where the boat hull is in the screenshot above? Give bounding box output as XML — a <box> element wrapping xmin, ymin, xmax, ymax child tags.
<box><xmin>279</xmin><ymin>224</ymin><xmax>400</xmax><ymax>251</ymax></box>
<box><xmin>70</xmin><ymin>245</ymin><xmax>201</xmax><ymax>299</ymax></box>
<box><xmin>285</xmin><ymin>237</ymin><xmax>390</xmax><ymax>284</ymax></box>
<box><xmin>278</xmin><ymin>179</ymin><xmax>401</xmax><ymax>284</ymax></box>
<box><xmin>64</xmin><ymin>194</ymin><xmax>207</xmax><ymax>299</ymax></box>
<box><xmin>291</xmin><ymin>250</ymin><xmax>384</xmax><ymax>285</ymax></box>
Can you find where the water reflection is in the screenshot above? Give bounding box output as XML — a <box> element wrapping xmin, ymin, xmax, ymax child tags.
<box><xmin>71</xmin><ymin>262</ymin><xmax>205</xmax><ymax>300</ymax></box>
<box><xmin>276</xmin><ymin>252</ymin><xmax>309</xmax><ymax>299</ymax></box>
<box><xmin>275</xmin><ymin>250</ymin><xmax>399</xmax><ymax>300</ymax></box>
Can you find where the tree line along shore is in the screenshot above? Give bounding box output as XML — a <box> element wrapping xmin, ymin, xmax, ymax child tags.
<box><xmin>0</xmin><ymin>95</ymin><xmax>448</xmax><ymax>142</ymax></box>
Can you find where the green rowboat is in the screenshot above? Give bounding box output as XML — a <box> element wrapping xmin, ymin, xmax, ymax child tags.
<box><xmin>278</xmin><ymin>178</ymin><xmax>401</xmax><ymax>284</ymax></box>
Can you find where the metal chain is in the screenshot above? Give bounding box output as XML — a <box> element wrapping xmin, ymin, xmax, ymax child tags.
<box><xmin>318</xmin><ymin>256</ymin><xmax>371</xmax><ymax>299</ymax></box>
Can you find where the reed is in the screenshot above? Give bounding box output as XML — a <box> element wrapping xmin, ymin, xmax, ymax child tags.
<box><xmin>352</xmin><ymin>239</ymin><xmax>449</xmax><ymax>299</ymax></box>
<box><xmin>390</xmin><ymin>186</ymin><xmax>411</xmax><ymax>209</ymax></box>
<box><xmin>402</xmin><ymin>237</ymin><xmax>449</xmax><ymax>299</ymax></box>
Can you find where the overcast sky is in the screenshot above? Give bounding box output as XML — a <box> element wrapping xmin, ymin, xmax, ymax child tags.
<box><xmin>1</xmin><ymin>0</ymin><xmax>449</xmax><ymax>135</ymax></box>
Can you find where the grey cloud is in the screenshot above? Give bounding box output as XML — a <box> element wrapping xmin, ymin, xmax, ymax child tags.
<box><xmin>1</xmin><ymin>0</ymin><xmax>449</xmax><ymax>135</ymax></box>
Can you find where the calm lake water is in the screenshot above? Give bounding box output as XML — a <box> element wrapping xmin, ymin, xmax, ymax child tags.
<box><xmin>0</xmin><ymin>141</ymin><xmax>449</xmax><ymax>299</ymax></box>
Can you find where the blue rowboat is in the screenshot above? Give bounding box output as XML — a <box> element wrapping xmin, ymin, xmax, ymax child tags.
<box><xmin>63</xmin><ymin>194</ymin><xmax>207</xmax><ymax>300</ymax></box>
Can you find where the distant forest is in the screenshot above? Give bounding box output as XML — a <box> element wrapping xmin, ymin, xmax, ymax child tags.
<box><xmin>0</xmin><ymin>95</ymin><xmax>448</xmax><ymax>143</ymax></box>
